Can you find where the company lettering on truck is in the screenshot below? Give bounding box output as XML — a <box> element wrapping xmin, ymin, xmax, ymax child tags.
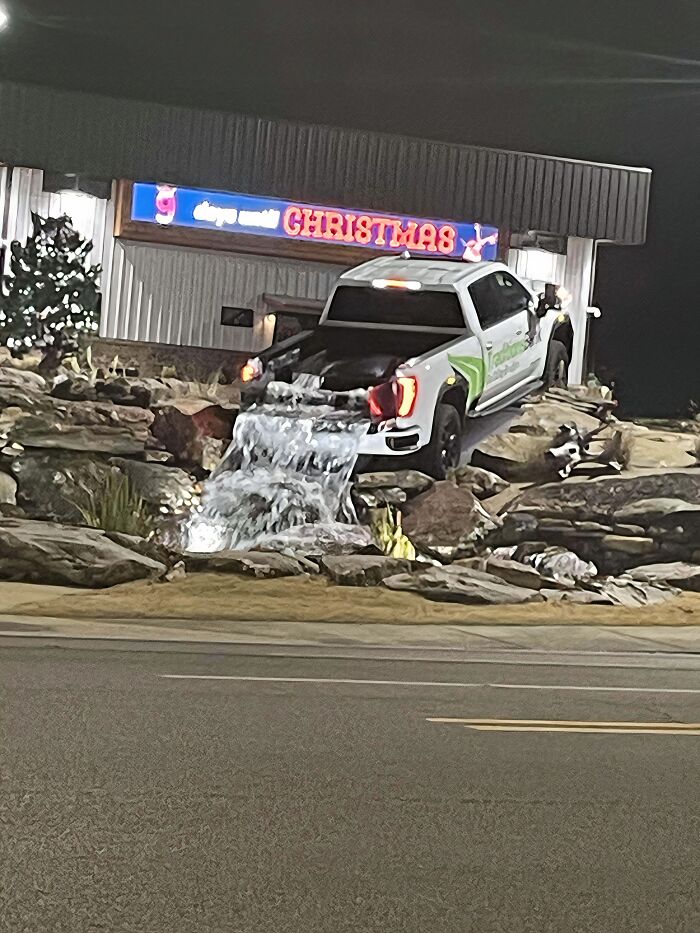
<box><xmin>130</xmin><ymin>182</ymin><xmax>500</xmax><ymax>261</ymax></box>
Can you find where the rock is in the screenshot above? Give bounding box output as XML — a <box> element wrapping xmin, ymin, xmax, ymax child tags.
<box><xmin>510</xmin><ymin>473</ymin><xmax>700</xmax><ymax>523</ymax></box>
<box><xmin>184</xmin><ymin>550</ymin><xmax>309</xmax><ymax>577</ymax></box>
<box><xmin>577</xmin><ymin>521</ymin><xmax>614</xmax><ymax>534</ymax></box>
<box><xmin>109</xmin><ymin>458</ymin><xmax>197</xmax><ymax>512</ymax></box>
<box><xmin>541</xmin><ymin>589</ymin><xmax>614</xmax><ymax>605</ymax></box>
<box><xmin>7</xmin><ymin>397</ymin><xmax>153</xmax><ymax>456</ymax></box>
<box><xmin>353</xmin><ymin>487</ymin><xmax>408</xmax><ymax>509</ymax></box>
<box><xmin>151</xmin><ymin>400</ymin><xmax>237</xmax><ymax>469</ymax></box>
<box><xmin>144</xmin><ymin>449</ymin><xmax>176</xmax><ymax>465</ymax></box>
<box><xmin>353</xmin><ymin>470</ymin><xmax>433</xmax><ymax>508</ymax></box>
<box><xmin>51</xmin><ymin>374</ymin><xmax>97</xmax><ymax>402</ymax></box>
<box><xmin>94</xmin><ymin>376</ymin><xmax>156</xmax><ymax>408</ymax></box>
<box><xmin>538</xmin><ymin>517</ymin><xmax>576</xmax><ymax>531</ymax></box>
<box><xmin>448</xmin><ymin>464</ymin><xmax>510</xmax><ymax>499</ymax></box>
<box><xmin>505</xmin><ymin>544</ymin><xmax>598</xmax><ymax>584</ymax></box>
<box><xmin>614</xmin><ymin>498</ymin><xmax>700</xmax><ymax>527</ymax></box>
<box><xmin>104</xmin><ymin>532</ymin><xmax>176</xmax><ymax>567</ymax></box>
<box><xmin>402</xmin><ymin>481</ymin><xmax>499</xmax><ymax>555</ymax></box>
<box><xmin>0</xmin><ymin>367</ymin><xmax>47</xmax><ymax>392</ymax></box>
<box><xmin>471</xmin><ymin>392</ymin><xmax>606</xmax><ymax>481</ymax></box>
<box><xmin>0</xmin><ymin>471</ymin><xmax>17</xmax><ymax>505</ymax></box>
<box><xmin>649</xmin><ymin>510</ymin><xmax>700</xmax><ymax>546</ymax></box>
<box><xmin>10</xmin><ymin>452</ymin><xmax>120</xmax><ymax>524</ymax></box>
<box><xmin>457</xmin><ymin>555</ymin><xmax>546</xmax><ymax>590</ymax></box>
<box><xmin>254</xmin><ymin>523</ymin><xmax>375</xmax><ymax>557</ymax></box>
<box><xmin>628</xmin><ymin>562</ymin><xmax>700</xmax><ymax>592</ymax></box>
<box><xmin>321</xmin><ymin>554</ymin><xmax>413</xmax><ymax>586</ymax></box>
<box><xmin>471</xmin><ymin>432</ymin><xmax>557</xmax><ymax>482</ymax></box>
<box><xmin>612</xmin><ymin>524</ymin><xmax>646</xmax><ymax>537</ymax></box>
<box><xmin>163</xmin><ymin>560</ymin><xmax>187</xmax><ymax>583</ymax></box>
<box><xmin>0</xmin><ymin>517</ymin><xmax>166</xmax><ymax>587</ymax></box>
<box><xmin>585</xmin><ymin>577</ymin><xmax>679</xmax><ymax>607</ymax></box>
<box><xmin>601</xmin><ymin>535</ymin><xmax>657</xmax><ymax>556</ymax></box>
<box><xmin>383</xmin><ymin>565</ymin><xmax>544</xmax><ymax>605</ymax></box>
<box><xmin>0</xmin><ymin>502</ymin><xmax>24</xmax><ymax>518</ymax></box>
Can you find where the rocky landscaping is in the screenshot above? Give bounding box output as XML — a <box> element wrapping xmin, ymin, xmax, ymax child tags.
<box><xmin>1</xmin><ymin>353</ymin><xmax>700</xmax><ymax>619</ymax></box>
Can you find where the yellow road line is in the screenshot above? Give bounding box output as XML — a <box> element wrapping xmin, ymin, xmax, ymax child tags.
<box><xmin>427</xmin><ymin>718</ymin><xmax>700</xmax><ymax>729</ymax></box>
<box><xmin>463</xmin><ymin>724</ymin><xmax>700</xmax><ymax>735</ymax></box>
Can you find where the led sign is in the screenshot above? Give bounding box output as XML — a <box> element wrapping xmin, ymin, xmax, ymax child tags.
<box><xmin>131</xmin><ymin>183</ymin><xmax>499</xmax><ymax>261</ymax></box>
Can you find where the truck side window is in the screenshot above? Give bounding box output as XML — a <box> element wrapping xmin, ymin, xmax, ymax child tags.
<box><xmin>469</xmin><ymin>272</ymin><xmax>532</xmax><ymax>329</ymax></box>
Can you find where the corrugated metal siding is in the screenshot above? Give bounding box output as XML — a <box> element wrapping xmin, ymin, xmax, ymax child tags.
<box><xmin>0</xmin><ymin>80</ymin><xmax>651</xmax><ymax>244</ymax></box>
<box><xmin>103</xmin><ymin>240</ymin><xmax>346</xmax><ymax>352</ymax></box>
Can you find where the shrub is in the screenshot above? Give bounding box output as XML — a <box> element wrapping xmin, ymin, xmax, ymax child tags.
<box><xmin>76</xmin><ymin>471</ymin><xmax>154</xmax><ymax>538</ymax></box>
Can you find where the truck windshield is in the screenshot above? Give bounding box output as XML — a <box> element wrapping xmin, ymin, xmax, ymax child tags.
<box><xmin>326</xmin><ymin>285</ymin><xmax>466</xmax><ymax>330</ymax></box>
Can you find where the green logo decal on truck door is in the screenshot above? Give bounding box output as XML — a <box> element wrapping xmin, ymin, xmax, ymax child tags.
<box><xmin>447</xmin><ymin>354</ymin><xmax>487</xmax><ymax>407</ymax></box>
<box><xmin>490</xmin><ymin>339</ymin><xmax>528</xmax><ymax>369</ymax></box>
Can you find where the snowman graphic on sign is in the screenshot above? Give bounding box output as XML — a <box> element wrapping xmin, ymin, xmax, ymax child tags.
<box><xmin>460</xmin><ymin>223</ymin><xmax>499</xmax><ymax>262</ymax></box>
<box><xmin>155</xmin><ymin>185</ymin><xmax>178</xmax><ymax>225</ymax></box>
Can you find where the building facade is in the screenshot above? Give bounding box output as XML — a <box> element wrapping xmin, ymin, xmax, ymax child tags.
<box><xmin>0</xmin><ymin>80</ymin><xmax>651</xmax><ymax>383</ymax></box>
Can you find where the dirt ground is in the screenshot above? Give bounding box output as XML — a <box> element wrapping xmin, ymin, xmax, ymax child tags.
<box><xmin>2</xmin><ymin>575</ymin><xmax>699</xmax><ymax>629</ymax></box>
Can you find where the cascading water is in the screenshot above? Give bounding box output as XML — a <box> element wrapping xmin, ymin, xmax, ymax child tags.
<box><xmin>184</xmin><ymin>379</ymin><xmax>370</xmax><ymax>553</ymax></box>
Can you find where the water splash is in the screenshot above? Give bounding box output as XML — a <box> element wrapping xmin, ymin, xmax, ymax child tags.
<box><xmin>185</xmin><ymin>381</ymin><xmax>369</xmax><ymax>553</ymax></box>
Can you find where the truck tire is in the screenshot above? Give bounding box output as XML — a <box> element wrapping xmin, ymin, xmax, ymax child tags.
<box><xmin>544</xmin><ymin>340</ymin><xmax>570</xmax><ymax>388</ymax></box>
<box><xmin>414</xmin><ymin>403</ymin><xmax>462</xmax><ymax>480</ymax></box>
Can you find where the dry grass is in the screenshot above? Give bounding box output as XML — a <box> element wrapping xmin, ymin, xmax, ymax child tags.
<box><xmin>6</xmin><ymin>574</ymin><xmax>700</xmax><ymax>628</ymax></box>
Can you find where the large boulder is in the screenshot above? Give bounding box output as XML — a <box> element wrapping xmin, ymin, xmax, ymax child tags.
<box><xmin>10</xmin><ymin>452</ymin><xmax>120</xmax><ymax>524</ymax></box>
<box><xmin>321</xmin><ymin>554</ymin><xmax>413</xmax><ymax>586</ymax></box>
<box><xmin>0</xmin><ymin>517</ymin><xmax>166</xmax><ymax>587</ymax></box>
<box><xmin>383</xmin><ymin>565</ymin><xmax>544</xmax><ymax>605</ymax></box>
<box><xmin>6</xmin><ymin>396</ymin><xmax>153</xmax><ymax>456</ymax></box>
<box><xmin>509</xmin><ymin>473</ymin><xmax>700</xmax><ymax>523</ymax></box>
<box><xmin>0</xmin><ymin>367</ymin><xmax>47</xmax><ymax>393</ymax></box>
<box><xmin>628</xmin><ymin>562</ymin><xmax>700</xmax><ymax>592</ymax></box>
<box><xmin>184</xmin><ymin>550</ymin><xmax>310</xmax><ymax>577</ymax></box>
<box><xmin>471</xmin><ymin>393</ymin><xmax>605</xmax><ymax>480</ymax></box>
<box><xmin>151</xmin><ymin>398</ymin><xmax>237</xmax><ymax>470</ymax></box>
<box><xmin>402</xmin><ymin>481</ymin><xmax>499</xmax><ymax>557</ymax></box>
<box><xmin>613</xmin><ymin>498</ymin><xmax>700</xmax><ymax>527</ymax></box>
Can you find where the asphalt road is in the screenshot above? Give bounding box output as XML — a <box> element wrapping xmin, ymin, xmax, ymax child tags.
<box><xmin>2</xmin><ymin>640</ymin><xmax>700</xmax><ymax>933</ymax></box>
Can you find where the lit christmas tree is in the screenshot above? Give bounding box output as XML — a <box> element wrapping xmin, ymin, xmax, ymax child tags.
<box><xmin>0</xmin><ymin>213</ymin><xmax>101</xmax><ymax>372</ymax></box>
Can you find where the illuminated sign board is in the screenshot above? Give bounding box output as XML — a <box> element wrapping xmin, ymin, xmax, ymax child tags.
<box><xmin>130</xmin><ymin>183</ymin><xmax>499</xmax><ymax>261</ymax></box>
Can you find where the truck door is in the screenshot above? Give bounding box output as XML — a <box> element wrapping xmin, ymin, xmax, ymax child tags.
<box><xmin>467</xmin><ymin>270</ymin><xmax>537</xmax><ymax>404</ymax></box>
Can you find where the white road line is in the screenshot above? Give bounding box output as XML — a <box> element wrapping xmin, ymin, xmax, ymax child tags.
<box><xmin>159</xmin><ymin>674</ymin><xmax>700</xmax><ymax>694</ymax></box>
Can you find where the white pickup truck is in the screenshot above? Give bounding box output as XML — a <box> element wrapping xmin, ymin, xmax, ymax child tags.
<box><xmin>241</xmin><ymin>255</ymin><xmax>573</xmax><ymax>478</ymax></box>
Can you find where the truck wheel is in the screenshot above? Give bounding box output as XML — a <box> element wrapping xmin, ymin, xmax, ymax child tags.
<box><xmin>415</xmin><ymin>403</ymin><xmax>462</xmax><ymax>479</ymax></box>
<box><xmin>544</xmin><ymin>340</ymin><xmax>570</xmax><ymax>388</ymax></box>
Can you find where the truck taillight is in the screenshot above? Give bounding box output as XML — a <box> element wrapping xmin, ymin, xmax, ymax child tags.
<box><xmin>240</xmin><ymin>358</ymin><xmax>262</xmax><ymax>383</ymax></box>
<box><xmin>395</xmin><ymin>376</ymin><xmax>418</xmax><ymax>417</ymax></box>
<box><xmin>368</xmin><ymin>376</ymin><xmax>418</xmax><ymax>421</ymax></box>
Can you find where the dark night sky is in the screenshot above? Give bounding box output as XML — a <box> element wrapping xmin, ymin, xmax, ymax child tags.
<box><xmin>1</xmin><ymin>0</ymin><xmax>698</xmax><ymax>414</ymax></box>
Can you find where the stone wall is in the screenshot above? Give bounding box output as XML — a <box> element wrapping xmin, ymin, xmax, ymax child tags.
<box><xmin>91</xmin><ymin>338</ymin><xmax>248</xmax><ymax>383</ymax></box>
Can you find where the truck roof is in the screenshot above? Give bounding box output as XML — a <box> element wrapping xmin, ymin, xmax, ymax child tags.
<box><xmin>338</xmin><ymin>255</ymin><xmax>501</xmax><ymax>288</ymax></box>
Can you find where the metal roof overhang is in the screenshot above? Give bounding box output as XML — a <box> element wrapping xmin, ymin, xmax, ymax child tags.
<box><xmin>0</xmin><ymin>80</ymin><xmax>651</xmax><ymax>245</ymax></box>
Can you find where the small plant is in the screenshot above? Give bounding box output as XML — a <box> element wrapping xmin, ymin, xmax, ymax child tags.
<box><xmin>371</xmin><ymin>506</ymin><xmax>416</xmax><ymax>560</ymax></box>
<box><xmin>76</xmin><ymin>471</ymin><xmax>154</xmax><ymax>538</ymax></box>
